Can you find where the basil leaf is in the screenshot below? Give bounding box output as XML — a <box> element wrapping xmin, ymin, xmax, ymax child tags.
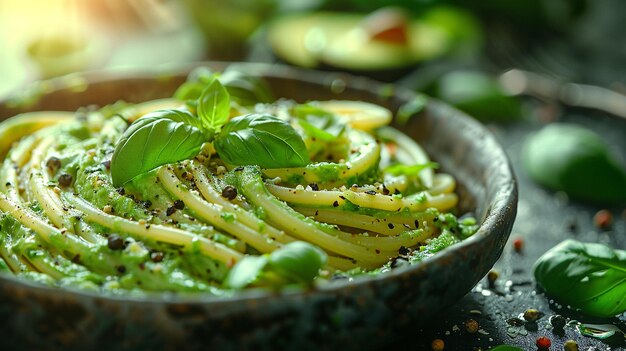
<box><xmin>111</xmin><ymin>109</ymin><xmax>205</xmax><ymax>187</ymax></box>
<box><xmin>533</xmin><ymin>239</ymin><xmax>626</xmax><ymax>317</ymax></box>
<box><xmin>268</xmin><ymin>241</ymin><xmax>327</xmax><ymax>284</ymax></box>
<box><xmin>173</xmin><ymin>67</ymin><xmax>216</xmax><ymax>102</ymax></box>
<box><xmin>292</xmin><ymin>104</ymin><xmax>345</xmax><ymax>141</ymax></box>
<box><xmin>214</xmin><ymin>114</ymin><xmax>309</xmax><ymax>169</ymax></box>
<box><xmin>224</xmin><ymin>241</ymin><xmax>326</xmax><ymax>290</ymax></box>
<box><xmin>384</xmin><ymin>162</ymin><xmax>439</xmax><ymax>176</ymax></box>
<box><xmin>197</xmin><ymin>78</ymin><xmax>231</xmax><ymax>133</ymax></box>
<box><xmin>523</xmin><ymin>123</ymin><xmax>626</xmax><ymax>204</ymax></box>
<box><xmin>219</xmin><ymin>69</ymin><xmax>273</xmax><ymax>106</ymax></box>
<box><xmin>223</xmin><ymin>255</ymin><xmax>268</xmax><ymax>289</ymax></box>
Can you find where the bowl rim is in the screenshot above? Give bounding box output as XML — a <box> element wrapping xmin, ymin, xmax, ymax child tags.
<box><xmin>0</xmin><ymin>61</ymin><xmax>518</xmax><ymax>305</ymax></box>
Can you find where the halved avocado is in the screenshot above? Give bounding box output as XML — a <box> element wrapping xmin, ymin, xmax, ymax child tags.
<box><xmin>266</xmin><ymin>7</ymin><xmax>482</xmax><ymax>75</ymax></box>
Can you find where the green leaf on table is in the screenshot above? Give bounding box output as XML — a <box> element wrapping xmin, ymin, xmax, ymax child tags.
<box><xmin>523</xmin><ymin>123</ymin><xmax>626</xmax><ymax>204</ymax></box>
<box><xmin>111</xmin><ymin>109</ymin><xmax>206</xmax><ymax>187</ymax></box>
<box><xmin>197</xmin><ymin>78</ymin><xmax>231</xmax><ymax>133</ymax></box>
<box><xmin>214</xmin><ymin>114</ymin><xmax>309</xmax><ymax>169</ymax></box>
<box><xmin>533</xmin><ymin>239</ymin><xmax>626</xmax><ymax>318</ymax></box>
<box><xmin>292</xmin><ymin>104</ymin><xmax>346</xmax><ymax>141</ymax></box>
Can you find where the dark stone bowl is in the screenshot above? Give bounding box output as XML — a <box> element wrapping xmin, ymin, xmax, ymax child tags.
<box><xmin>0</xmin><ymin>63</ymin><xmax>517</xmax><ymax>351</ymax></box>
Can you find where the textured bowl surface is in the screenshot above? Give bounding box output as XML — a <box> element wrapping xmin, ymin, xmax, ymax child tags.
<box><xmin>0</xmin><ymin>62</ymin><xmax>517</xmax><ymax>351</ymax></box>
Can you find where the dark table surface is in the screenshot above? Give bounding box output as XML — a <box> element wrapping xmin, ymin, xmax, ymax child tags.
<box><xmin>389</xmin><ymin>110</ymin><xmax>626</xmax><ymax>350</ymax></box>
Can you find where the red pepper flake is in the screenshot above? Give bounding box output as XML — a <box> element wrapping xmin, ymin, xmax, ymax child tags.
<box><xmin>536</xmin><ymin>336</ymin><xmax>551</xmax><ymax>349</ymax></box>
<box><xmin>512</xmin><ymin>237</ymin><xmax>523</xmax><ymax>253</ymax></box>
<box><xmin>593</xmin><ymin>209</ymin><xmax>613</xmax><ymax>229</ymax></box>
<box><xmin>431</xmin><ymin>338</ymin><xmax>444</xmax><ymax>351</ymax></box>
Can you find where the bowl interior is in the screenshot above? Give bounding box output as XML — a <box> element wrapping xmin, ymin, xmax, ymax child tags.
<box><xmin>0</xmin><ymin>62</ymin><xmax>517</xmax><ymax>350</ymax></box>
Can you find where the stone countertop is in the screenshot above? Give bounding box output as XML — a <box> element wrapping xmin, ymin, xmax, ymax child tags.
<box><xmin>390</xmin><ymin>110</ymin><xmax>626</xmax><ymax>350</ymax></box>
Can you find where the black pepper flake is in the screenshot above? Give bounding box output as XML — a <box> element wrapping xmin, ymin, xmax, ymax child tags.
<box><xmin>72</xmin><ymin>254</ymin><xmax>80</xmax><ymax>263</ymax></box>
<box><xmin>173</xmin><ymin>200</ymin><xmax>185</xmax><ymax>210</ymax></box>
<box><xmin>138</xmin><ymin>262</ymin><xmax>145</xmax><ymax>270</ymax></box>
<box><xmin>382</xmin><ymin>186</ymin><xmax>390</xmax><ymax>195</ymax></box>
<box><xmin>166</xmin><ymin>206</ymin><xmax>176</xmax><ymax>216</ymax></box>
<box><xmin>116</xmin><ymin>187</ymin><xmax>125</xmax><ymax>195</ymax></box>
<box><xmin>234</xmin><ymin>166</ymin><xmax>244</xmax><ymax>172</ymax></box>
<box><xmin>141</xmin><ymin>200</ymin><xmax>152</xmax><ymax>209</ymax></box>
<box><xmin>365</xmin><ymin>190</ymin><xmax>377</xmax><ymax>195</ymax></box>
<box><xmin>375</xmin><ymin>249</ymin><xmax>381</xmax><ymax>254</ymax></box>
<box><xmin>150</xmin><ymin>251</ymin><xmax>164</xmax><ymax>263</ymax></box>
<box><xmin>117</xmin><ymin>265</ymin><xmax>126</xmax><ymax>274</ymax></box>
<box><xmin>221</xmin><ymin>186</ymin><xmax>238</xmax><ymax>200</ymax></box>
<box><xmin>58</xmin><ymin>173</ymin><xmax>73</xmax><ymax>187</ymax></box>
<box><xmin>107</xmin><ymin>234</ymin><xmax>125</xmax><ymax>250</ymax></box>
<box><xmin>308</xmin><ymin>183</ymin><xmax>319</xmax><ymax>191</ymax></box>
<box><xmin>46</xmin><ymin>157</ymin><xmax>62</xmax><ymax>172</ymax></box>
<box><xmin>394</xmin><ymin>189</ymin><xmax>401</xmax><ymax>195</ymax></box>
<box><xmin>398</xmin><ymin>246</ymin><xmax>409</xmax><ymax>255</ymax></box>
<box><xmin>387</xmin><ymin>223</ymin><xmax>395</xmax><ymax>229</ymax></box>
<box><xmin>414</xmin><ymin>220</ymin><xmax>420</xmax><ymax>228</ymax></box>
<box><xmin>332</xmin><ymin>200</ymin><xmax>339</xmax><ymax>207</ymax></box>
<box><xmin>5</xmin><ymin>182</ymin><xmax>11</xmax><ymax>187</ymax></box>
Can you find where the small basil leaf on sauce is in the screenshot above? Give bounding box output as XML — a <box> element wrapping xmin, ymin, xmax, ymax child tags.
<box><xmin>533</xmin><ymin>239</ymin><xmax>626</xmax><ymax>318</ymax></box>
<box><xmin>197</xmin><ymin>78</ymin><xmax>231</xmax><ymax>133</ymax></box>
<box><xmin>292</xmin><ymin>104</ymin><xmax>346</xmax><ymax>141</ymax></box>
<box><xmin>267</xmin><ymin>241</ymin><xmax>327</xmax><ymax>284</ymax></box>
<box><xmin>224</xmin><ymin>241</ymin><xmax>326</xmax><ymax>289</ymax></box>
<box><xmin>173</xmin><ymin>67</ymin><xmax>216</xmax><ymax>102</ymax></box>
<box><xmin>214</xmin><ymin>114</ymin><xmax>309</xmax><ymax>169</ymax></box>
<box><xmin>223</xmin><ymin>255</ymin><xmax>268</xmax><ymax>290</ymax></box>
<box><xmin>523</xmin><ymin>123</ymin><xmax>626</xmax><ymax>204</ymax></box>
<box><xmin>219</xmin><ymin>68</ymin><xmax>273</xmax><ymax>106</ymax></box>
<box><xmin>384</xmin><ymin>162</ymin><xmax>439</xmax><ymax>176</ymax></box>
<box><xmin>111</xmin><ymin>109</ymin><xmax>205</xmax><ymax>187</ymax></box>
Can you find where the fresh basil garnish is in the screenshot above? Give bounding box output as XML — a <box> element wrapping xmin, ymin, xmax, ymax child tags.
<box><xmin>197</xmin><ymin>77</ymin><xmax>231</xmax><ymax>133</ymax></box>
<box><xmin>111</xmin><ymin>109</ymin><xmax>206</xmax><ymax>186</ymax></box>
<box><xmin>533</xmin><ymin>239</ymin><xmax>626</xmax><ymax>317</ymax></box>
<box><xmin>293</xmin><ymin>104</ymin><xmax>345</xmax><ymax>141</ymax></box>
<box><xmin>224</xmin><ymin>241</ymin><xmax>327</xmax><ymax>289</ymax></box>
<box><xmin>214</xmin><ymin>114</ymin><xmax>309</xmax><ymax>169</ymax></box>
<box><xmin>268</xmin><ymin>241</ymin><xmax>327</xmax><ymax>284</ymax></box>
<box><xmin>219</xmin><ymin>68</ymin><xmax>273</xmax><ymax>106</ymax></box>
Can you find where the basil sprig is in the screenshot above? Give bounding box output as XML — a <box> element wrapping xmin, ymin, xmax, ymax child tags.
<box><xmin>111</xmin><ymin>110</ymin><xmax>206</xmax><ymax>186</ymax></box>
<box><xmin>111</xmin><ymin>78</ymin><xmax>309</xmax><ymax>187</ymax></box>
<box><xmin>533</xmin><ymin>239</ymin><xmax>626</xmax><ymax>317</ymax></box>
<box><xmin>224</xmin><ymin>241</ymin><xmax>327</xmax><ymax>289</ymax></box>
<box><xmin>214</xmin><ymin>114</ymin><xmax>309</xmax><ymax>169</ymax></box>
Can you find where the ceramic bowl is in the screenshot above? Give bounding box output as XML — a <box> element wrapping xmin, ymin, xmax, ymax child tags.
<box><xmin>0</xmin><ymin>62</ymin><xmax>517</xmax><ymax>351</ymax></box>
